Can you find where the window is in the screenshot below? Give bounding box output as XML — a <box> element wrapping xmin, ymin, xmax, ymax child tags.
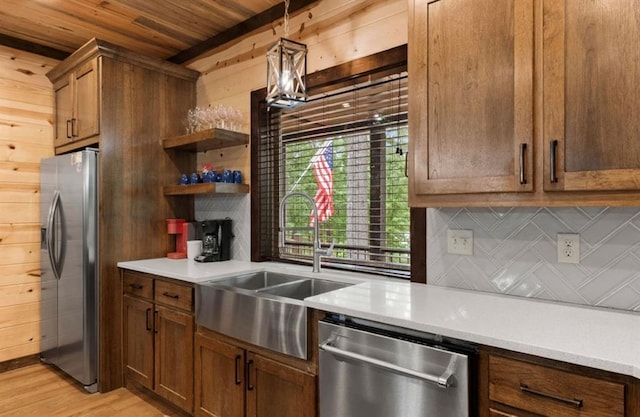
<box><xmin>252</xmin><ymin>48</ymin><xmax>411</xmax><ymax>278</ymax></box>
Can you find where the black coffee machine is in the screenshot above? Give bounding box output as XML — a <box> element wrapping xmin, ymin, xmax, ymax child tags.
<box><xmin>194</xmin><ymin>218</ymin><xmax>233</xmax><ymax>262</ymax></box>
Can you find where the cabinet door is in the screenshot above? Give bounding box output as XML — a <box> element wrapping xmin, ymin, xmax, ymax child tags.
<box><xmin>73</xmin><ymin>59</ymin><xmax>100</xmax><ymax>140</ymax></box>
<box><xmin>123</xmin><ymin>295</ymin><xmax>154</xmax><ymax>389</ymax></box>
<box><xmin>409</xmin><ymin>0</ymin><xmax>533</xmax><ymax>196</ymax></box>
<box><xmin>154</xmin><ymin>305</ymin><xmax>194</xmax><ymax>413</ymax></box>
<box><xmin>194</xmin><ymin>333</ymin><xmax>245</xmax><ymax>417</ymax></box>
<box><xmin>53</xmin><ymin>76</ymin><xmax>73</xmax><ymax>148</ymax></box>
<box><xmin>246</xmin><ymin>352</ymin><xmax>316</xmax><ymax>417</ymax></box>
<box><xmin>544</xmin><ymin>0</ymin><xmax>640</xmax><ymax>191</ymax></box>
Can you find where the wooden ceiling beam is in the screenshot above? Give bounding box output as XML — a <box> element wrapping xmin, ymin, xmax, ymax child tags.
<box><xmin>0</xmin><ymin>34</ymin><xmax>70</xmax><ymax>61</ymax></box>
<box><xmin>168</xmin><ymin>0</ymin><xmax>319</xmax><ymax>65</ymax></box>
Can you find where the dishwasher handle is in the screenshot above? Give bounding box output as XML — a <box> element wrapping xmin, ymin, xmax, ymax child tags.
<box><xmin>320</xmin><ymin>338</ymin><xmax>457</xmax><ymax>388</ymax></box>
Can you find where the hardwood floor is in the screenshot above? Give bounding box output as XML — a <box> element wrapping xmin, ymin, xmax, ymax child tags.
<box><xmin>0</xmin><ymin>364</ymin><xmax>186</xmax><ymax>417</ymax></box>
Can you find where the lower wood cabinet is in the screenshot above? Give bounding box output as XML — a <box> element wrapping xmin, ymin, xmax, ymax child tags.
<box><xmin>194</xmin><ymin>329</ymin><xmax>316</xmax><ymax>417</ymax></box>
<box><xmin>194</xmin><ymin>334</ymin><xmax>244</xmax><ymax>417</ymax></box>
<box><xmin>482</xmin><ymin>347</ymin><xmax>638</xmax><ymax>417</ymax></box>
<box><xmin>122</xmin><ymin>271</ymin><xmax>194</xmax><ymax>413</ymax></box>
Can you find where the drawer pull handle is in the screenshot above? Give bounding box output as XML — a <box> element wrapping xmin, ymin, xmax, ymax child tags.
<box><xmin>66</xmin><ymin>120</ymin><xmax>72</xmax><ymax>139</ymax></box>
<box><xmin>153</xmin><ymin>310</ymin><xmax>159</xmax><ymax>334</ymax></box>
<box><xmin>550</xmin><ymin>139</ymin><xmax>559</xmax><ymax>183</ymax></box>
<box><xmin>162</xmin><ymin>291</ymin><xmax>180</xmax><ymax>299</ymax></box>
<box><xmin>234</xmin><ymin>355</ymin><xmax>242</xmax><ymax>385</ymax></box>
<box><xmin>129</xmin><ymin>283</ymin><xmax>143</xmax><ymax>290</ymax></box>
<box><xmin>519</xmin><ymin>143</ymin><xmax>527</xmax><ymax>185</ymax></box>
<box><xmin>145</xmin><ymin>308</ymin><xmax>152</xmax><ymax>331</ymax></box>
<box><xmin>520</xmin><ymin>384</ymin><xmax>583</xmax><ymax>408</ymax></box>
<box><xmin>247</xmin><ymin>359</ymin><xmax>254</xmax><ymax>391</ymax></box>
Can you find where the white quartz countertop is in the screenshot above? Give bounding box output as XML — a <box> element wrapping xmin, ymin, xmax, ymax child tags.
<box><xmin>118</xmin><ymin>258</ymin><xmax>640</xmax><ymax>379</ymax></box>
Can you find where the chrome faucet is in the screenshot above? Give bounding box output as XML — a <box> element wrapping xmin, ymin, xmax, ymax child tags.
<box><xmin>279</xmin><ymin>191</ymin><xmax>332</xmax><ymax>273</ymax></box>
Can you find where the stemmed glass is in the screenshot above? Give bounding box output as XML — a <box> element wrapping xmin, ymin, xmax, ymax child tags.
<box><xmin>184</xmin><ymin>105</ymin><xmax>244</xmax><ymax>133</ymax></box>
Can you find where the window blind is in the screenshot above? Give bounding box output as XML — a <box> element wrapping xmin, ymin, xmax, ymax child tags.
<box><xmin>256</xmin><ymin>72</ymin><xmax>409</xmax><ymax>278</ymax></box>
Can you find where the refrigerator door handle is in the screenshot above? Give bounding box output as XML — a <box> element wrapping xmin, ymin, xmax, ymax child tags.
<box><xmin>46</xmin><ymin>190</ymin><xmax>61</xmax><ymax>280</ymax></box>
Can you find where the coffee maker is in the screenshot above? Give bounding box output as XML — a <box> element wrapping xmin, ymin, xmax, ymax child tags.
<box><xmin>194</xmin><ymin>218</ymin><xmax>233</xmax><ymax>262</ymax></box>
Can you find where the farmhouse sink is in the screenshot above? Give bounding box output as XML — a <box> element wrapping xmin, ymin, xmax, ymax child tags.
<box><xmin>212</xmin><ymin>271</ymin><xmax>303</xmax><ymax>290</ymax></box>
<box><xmin>195</xmin><ymin>271</ymin><xmax>354</xmax><ymax>359</ymax></box>
<box><xmin>257</xmin><ymin>278</ymin><xmax>351</xmax><ymax>301</ymax></box>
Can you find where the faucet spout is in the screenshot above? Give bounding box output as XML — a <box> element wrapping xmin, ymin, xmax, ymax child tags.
<box><xmin>279</xmin><ymin>191</ymin><xmax>327</xmax><ymax>273</ymax></box>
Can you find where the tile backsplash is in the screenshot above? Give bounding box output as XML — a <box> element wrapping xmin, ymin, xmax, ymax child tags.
<box><xmin>427</xmin><ymin>207</ymin><xmax>640</xmax><ymax>312</ymax></box>
<box><xmin>195</xmin><ymin>194</ymin><xmax>251</xmax><ymax>261</ymax></box>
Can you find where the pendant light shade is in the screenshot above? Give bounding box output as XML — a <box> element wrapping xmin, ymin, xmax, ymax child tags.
<box><xmin>266</xmin><ymin>37</ymin><xmax>307</xmax><ymax>109</ymax></box>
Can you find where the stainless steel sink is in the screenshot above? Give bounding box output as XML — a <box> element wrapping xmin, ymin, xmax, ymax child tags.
<box><xmin>257</xmin><ymin>278</ymin><xmax>351</xmax><ymax>301</ymax></box>
<box><xmin>195</xmin><ymin>271</ymin><xmax>354</xmax><ymax>359</ymax></box>
<box><xmin>212</xmin><ymin>271</ymin><xmax>303</xmax><ymax>290</ymax></box>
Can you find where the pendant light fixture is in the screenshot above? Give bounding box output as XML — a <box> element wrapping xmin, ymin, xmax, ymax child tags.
<box><xmin>266</xmin><ymin>0</ymin><xmax>307</xmax><ymax>109</ymax></box>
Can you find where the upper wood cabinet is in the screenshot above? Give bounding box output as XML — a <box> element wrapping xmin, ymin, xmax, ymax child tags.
<box><xmin>409</xmin><ymin>0</ymin><xmax>534</xmax><ymax>197</ymax></box>
<box><xmin>52</xmin><ymin>58</ymin><xmax>100</xmax><ymax>150</ymax></box>
<box><xmin>409</xmin><ymin>0</ymin><xmax>640</xmax><ymax>206</ymax></box>
<box><xmin>543</xmin><ymin>0</ymin><xmax>640</xmax><ymax>192</ymax></box>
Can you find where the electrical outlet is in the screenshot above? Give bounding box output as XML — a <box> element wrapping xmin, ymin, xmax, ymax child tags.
<box><xmin>447</xmin><ymin>229</ymin><xmax>473</xmax><ymax>256</ymax></box>
<box><xmin>557</xmin><ymin>233</ymin><xmax>580</xmax><ymax>264</ymax></box>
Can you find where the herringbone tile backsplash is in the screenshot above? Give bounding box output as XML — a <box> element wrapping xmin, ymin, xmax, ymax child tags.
<box><xmin>195</xmin><ymin>195</ymin><xmax>251</xmax><ymax>261</ymax></box>
<box><xmin>427</xmin><ymin>207</ymin><xmax>640</xmax><ymax>312</ymax></box>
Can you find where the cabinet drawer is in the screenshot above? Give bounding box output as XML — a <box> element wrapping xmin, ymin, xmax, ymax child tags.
<box><xmin>489</xmin><ymin>355</ymin><xmax>625</xmax><ymax>417</ymax></box>
<box><xmin>155</xmin><ymin>280</ymin><xmax>193</xmax><ymax>311</ymax></box>
<box><xmin>123</xmin><ymin>272</ymin><xmax>153</xmax><ymax>299</ymax></box>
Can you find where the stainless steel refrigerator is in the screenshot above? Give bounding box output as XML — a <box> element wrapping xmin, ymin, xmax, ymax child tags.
<box><xmin>40</xmin><ymin>149</ymin><xmax>98</xmax><ymax>393</ymax></box>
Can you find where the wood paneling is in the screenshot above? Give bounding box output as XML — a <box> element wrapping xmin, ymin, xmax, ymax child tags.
<box><xmin>0</xmin><ymin>223</ymin><xmax>39</xmax><ymax>242</ymax></box>
<box><xmin>0</xmin><ymin>322</ymin><xmax>39</xmax><ymax>351</ymax></box>
<box><xmin>0</xmin><ymin>302</ymin><xmax>40</xmax><ymax>328</ymax></box>
<box><xmin>0</xmin><ymin>262</ymin><xmax>40</xmax><ymax>286</ymax></box>
<box><xmin>0</xmin><ymin>282</ymin><xmax>40</xmax><ymax>307</ymax></box>
<box><xmin>0</xmin><ymin>0</ymin><xmax>300</xmax><ymax>62</ymax></box>
<box><xmin>0</xmin><ymin>45</ymin><xmax>56</xmax><ymax>365</ymax></box>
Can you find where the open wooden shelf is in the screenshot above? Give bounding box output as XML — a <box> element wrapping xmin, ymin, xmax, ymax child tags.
<box><xmin>163</xmin><ymin>128</ymin><xmax>249</xmax><ymax>152</ymax></box>
<box><xmin>163</xmin><ymin>182</ymin><xmax>250</xmax><ymax>196</ymax></box>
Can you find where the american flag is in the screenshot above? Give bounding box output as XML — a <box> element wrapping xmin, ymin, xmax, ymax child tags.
<box><xmin>310</xmin><ymin>141</ymin><xmax>334</xmax><ymax>225</ymax></box>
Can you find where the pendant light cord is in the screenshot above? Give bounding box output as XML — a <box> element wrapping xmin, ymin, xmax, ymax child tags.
<box><xmin>284</xmin><ymin>0</ymin><xmax>290</xmax><ymax>36</ymax></box>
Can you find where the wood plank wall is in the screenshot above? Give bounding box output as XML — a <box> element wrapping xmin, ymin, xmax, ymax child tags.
<box><xmin>0</xmin><ymin>46</ymin><xmax>58</xmax><ymax>363</ymax></box>
<box><xmin>189</xmin><ymin>0</ymin><xmax>408</xmax><ymax>176</ymax></box>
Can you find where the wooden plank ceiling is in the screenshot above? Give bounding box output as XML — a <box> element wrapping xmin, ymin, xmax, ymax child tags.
<box><xmin>0</xmin><ymin>0</ymin><xmax>317</xmax><ymax>63</ymax></box>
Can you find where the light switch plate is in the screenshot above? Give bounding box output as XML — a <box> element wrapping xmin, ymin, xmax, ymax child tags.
<box><xmin>557</xmin><ymin>233</ymin><xmax>580</xmax><ymax>264</ymax></box>
<box><xmin>447</xmin><ymin>229</ymin><xmax>473</xmax><ymax>256</ymax></box>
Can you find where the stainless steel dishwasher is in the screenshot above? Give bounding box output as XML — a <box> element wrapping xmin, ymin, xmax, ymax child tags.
<box><xmin>319</xmin><ymin>315</ymin><xmax>477</xmax><ymax>417</ymax></box>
